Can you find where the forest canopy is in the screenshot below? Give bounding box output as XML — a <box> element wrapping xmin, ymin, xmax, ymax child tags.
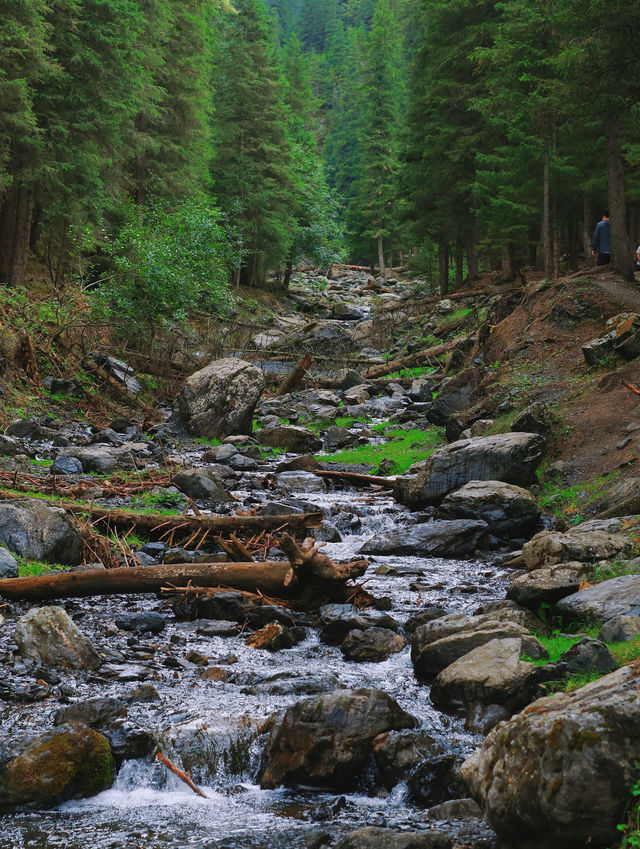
<box><xmin>1</xmin><ymin>0</ymin><xmax>639</xmax><ymax>309</ymax></box>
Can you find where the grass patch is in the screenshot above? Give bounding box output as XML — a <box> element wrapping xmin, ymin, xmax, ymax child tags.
<box><xmin>610</xmin><ymin>636</ymin><xmax>640</xmax><ymax>666</ymax></box>
<box><xmin>379</xmin><ymin>365</ymin><xmax>437</xmax><ymax>381</ymax></box>
<box><xmin>193</xmin><ymin>436</ymin><xmax>222</xmax><ymax>447</ymax></box>
<box><xmin>318</xmin><ymin>426</ymin><xmax>445</xmax><ymax>475</ymax></box>
<box><xmin>538</xmin><ymin>472</ymin><xmax>617</xmax><ymax>521</ymax></box>
<box><xmin>17</xmin><ymin>557</ymin><xmax>67</xmax><ymax>577</ymax></box>
<box><xmin>130</xmin><ymin>489</ymin><xmax>184</xmax><ymax>514</ymax></box>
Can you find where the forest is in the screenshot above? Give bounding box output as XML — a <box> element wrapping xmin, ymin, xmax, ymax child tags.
<box><xmin>1</xmin><ymin>0</ymin><xmax>639</xmax><ymax>312</ymax></box>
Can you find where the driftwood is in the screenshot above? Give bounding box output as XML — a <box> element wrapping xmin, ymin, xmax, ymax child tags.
<box><xmin>314</xmin><ymin>469</ymin><xmax>393</xmax><ymax>488</ymax></box>
<box><xmin>156</xmin><ymin>753</ymin><xmax>207</xmax><ymax>798</ymax></box>
<box><xmin>277</xmin><ymin>352</ymin><xmax>312</xmax><ymax>396</ymax></box>
<box><xmin>0</xmin><ymin>534</ymin><xmax>369</xmax><ymax>605</ymax></box>
<box><xmin>362</xmin><ymin>339</ymin><xmax>463</xmax><ymax>380</ymax></box>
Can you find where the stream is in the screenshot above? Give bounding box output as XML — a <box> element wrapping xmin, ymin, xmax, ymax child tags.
<box><xmin>0</xmin><ymin>461</ymin><xmax>511</xmax><ymax>849</ymax></box>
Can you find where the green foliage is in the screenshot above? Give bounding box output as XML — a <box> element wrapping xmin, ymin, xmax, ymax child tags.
<box><xmin>17</xmin><ymin>557</ymin><xmax>67</xmax><ymax>577</ymax></box>
<box><xmin>616</xmin><ymin>765</ymin><xmax>640</xmax><ymax>848</ymax></box>
<box><xmin>94</xmin><ymin>199</ymin><xmax>240</xmax><ymax>330</ymax></box>
<box><xmin>130</xmin><ymin>489</ymin><xmax>185</xmax><ymax>514</ymax></box>
<box><xmin>318</xmin><ymin>426</ymin><xmax>445</xmax><ymax>474</ymax></box>
<box><xmin>538</xmin><ymin>472</ymin><xmax>617</xmax><ymax>520</ymax></box>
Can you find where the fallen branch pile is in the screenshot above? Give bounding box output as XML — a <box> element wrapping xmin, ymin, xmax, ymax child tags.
<box><xmin>362</xmin><ymin>338</ymin><xmax>464</xmax><ymax>380</ymax></box>
<box><xmin>0</xmin><ymin>469</ymin><xmax>174</xmax><ymax>501</ymax></box>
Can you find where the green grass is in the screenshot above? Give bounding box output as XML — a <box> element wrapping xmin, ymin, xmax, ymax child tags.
<box><xmin>379</xmin><ymin>365</ymin><xmax>438</xmax><ymax>380</ymax></box>
<box><xmin>28</xmin><ymin>457</ymin><xmax>53</xmax><ymax>468</ymax></box>
<box><xmin>317</xmin><ymin>426</ymin><xmax>445</xmax><ymax>475</ymax></box>
<box><xmin>538</xmin><ymin>472</ymin><xmax>617</xmax><ymax>521</ymax></box>
<box><xmin>192</xmin><ymin>436</ymin><xmax>222</xmax><ymax>447</ymax></box>
<box><xmin>17</xmin><ymin>557</ymin><xmax>67</xmax><ymax>577</ymax></box>
<box><xmin>130</xmin><ymin>489</ymin><xmax>184</xmax><ymax>514</ymax></box>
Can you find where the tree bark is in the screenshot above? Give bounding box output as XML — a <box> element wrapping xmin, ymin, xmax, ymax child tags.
<box><xmin>283</xmin><ymin>259</ymin><xmax>293</xmax><ymax>289</ymax></box>
<box><xmin>0</xmin><ymin>185</ymin><xmax>34</xmax><ymax>287</ymax></box>
<box><xmin>583</xmin><ymin>194</ymin><xmax>592</xmax><ymax>261</ymax></box>
<box><xmin>377</xmin><ymin>235</ymin><xmax>387</xmax><ymax>283</ymax></box>
<box><xmin>438</xmin><ymin>228</ymin><xmax>449</xmax><ymax>296</ymax></box>
<box><xmin>363</xmin><ymin>338</ymin><xmax>462</xmax><ymax>379</ymax></box>
<box><xmin>455</xmin><ymin>238</ymin><xmax>464</xmax><ymax>289</ymax></box>
<box><xmin>542</xmin><ymin>129</ymin><xmax>552</xmax><ymax>279</ymax></box>
<box><xmin>276</xmin><ymin>353</ymin><xmax>312</xmax><ymax>396</ymax></box>
<box><xmin>605</xmin><ymin>112</ymin><xmax>634</xmax><ymax>280</ymax></box>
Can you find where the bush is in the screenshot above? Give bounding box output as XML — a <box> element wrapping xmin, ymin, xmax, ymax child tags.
<box><xmin>93</xmin><ymin>199</ymin><xmax>242</xmax><ymax>330</ymax></box>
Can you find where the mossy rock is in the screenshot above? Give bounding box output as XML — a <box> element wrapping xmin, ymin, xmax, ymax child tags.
<box><xmin>0</xmin><ymin>722</ymin><xmax>114</xmax><ymax>808</ymax></box>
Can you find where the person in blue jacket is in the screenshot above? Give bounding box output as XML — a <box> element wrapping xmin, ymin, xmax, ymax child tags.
<box><xmin>591</xmin><ymin>210</ymin><xmax>611</xmax><ymax>265</ymax></box>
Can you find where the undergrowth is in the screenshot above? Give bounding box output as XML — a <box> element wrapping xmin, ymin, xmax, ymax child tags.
<box><xmin>318</xmin><ymin>426</ymin><xmax>445</xmax><ymax>474</ymax></box>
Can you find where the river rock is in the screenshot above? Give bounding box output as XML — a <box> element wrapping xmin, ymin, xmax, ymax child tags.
<box><xmin>428</xmin><ymin>383</ymin><xmax>472</xmax><ymax>425</ymax></box>
<box><xmin>395</xmin><ymin>432</ymin><xmax>546</xmax><ymax>507</ymax></box>
<box><xmin>372</xmin><ymin>730</ymin><xmax>455</xmax><ymax>804</ymax></box>
<box><xmin>51</xmin><ymin>455</ymin><xmax>83</xmax><ymax>475</ymax></box>
<box><xmin>261</xmin><ymin>425</ymin><xmax>323</xmax><ymax>454</ymax></box>
<box><xmin>0</xmin><ymin>546</ymin><xmax>18</xmax><ymax>578</ymax></box>
<box><xmin>172</xmin><ymin>468</ymin><xmax>233</xmax><ymax>501</ymax></box>
<box><xmin>555</xmin><ymin>574</ymin><xmax>640</xmax><ymax>620</ymax></box>
<box><xmin>506</xmin><ymin>561</ymin><xmax>593</xmax><ymax>608</ymax></box>
<box><xmin>318</xmin><ymin>604</ymin><xmax>399</xmax><ymax>645</ymax></box>
<box><xmin>461</xmin><ymin>664</ymin><xmax>640</xmax><ymax>849</ymax></box>
<box><xmin>439</xmin><ymin>480</ymin><xmax>540</xmax><ymax>537</ymax></box>
<box><xmin>0</xmin><ymin>722</ymin><xmax>114</xmax><ymax>808</ymax></box>
<box><xmin>522</xmin><ymin>527</ymin><xmax>632</xmax><ymax>570</ymax></box>
<box><xmin>0</xmin><ymin>434</ymin><xmax>24</xmax><ymax>457</ymax></box>
<box><xmin>258</xmin><ymin>687</ymin><xmax>417</xmax><ymax>789</ymax></box>
<box><xmin>178</xmin><ymin>358</ymin><xmax>265</xmax><ymax>439</ymax></box>
<box><xmin>0</xmin><ymin>498</ymin><xmax>83</xmax><ymax>565</ymax></box>
<box><xmin>429</xmin><ymin>638</ymin><xmax>538</xmax><ymax>713</ymax></box>
<box><xmin>510</xmin><ymin>401</ymin><xmax>554</xmax><ymax>437</ymax></box>
<box><xmin>599</xmin><ymin>615</ymin><xmax>640</xmax><ymax>642</ymax></box>
<box><xmin>335</xmin><ymin>827</ymin><xmax>453</xmax><ymax>849</ymax></box>
<box><xmin>341</xmin><ymin>627</ymin><xmax>406</xmax><ymax>662</ymax></box>
<box><xmin>15</xmin><ymin>606</ymin><xmax>102</xmax><ymax>670</ymax></box>
<box><xmin>245</xmin><ymin>622</ymin><xmax>297</xmax><ymax>651</ymax></box>
<box><xmin>55</xmin><ymin>443</ymin><xmax>152</xmax><ymax>474</ymax></box>
<box><xmin>360</xmin><ymin>519</ymin><xmax>488</xmax><ymax>558</ymax></box>
<box><xmin>114</xmin><ymin>611</ymin><xmax>166</xmax><ymax>634</ymax></box>
<box><xmin>276</xmin><ymin>470</ymin><xmax>326</xmax><ymax>493</ymax></box>
<box><xmin>412</xmin><ymin>623</ymin><xmax>546</xmax><ymax>682</ymax></box>
<box><xmin>557</xmin><ymin>637</ymin><xmax>617</xmax><ymax>675</ymax></box>
<box><xmin>54</xmin><ymin>696</ymin><xmax>126</xmax><ymax>727</ymax></box>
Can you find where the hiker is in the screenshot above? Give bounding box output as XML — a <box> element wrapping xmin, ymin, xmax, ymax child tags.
<box><xmin>635</xmin><ymin>241</ymin><xmax>640</xmax><ymax>271</ymax></box>
<box><xmin>591</xmin><ymin>210</ymin><xmax>611</xmax><ymax>265</ymax></box>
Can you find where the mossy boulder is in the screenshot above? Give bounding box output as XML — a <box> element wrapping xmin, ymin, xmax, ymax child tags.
<box><xmin>0</xmin><ymin>722</ymin><xmax>114</xmax><ymax>808</ymax></box>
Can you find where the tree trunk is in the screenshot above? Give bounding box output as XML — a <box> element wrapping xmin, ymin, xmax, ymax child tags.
<box><xmin>283</xmin><ymin>259</ymin><xmax>293</xmax><ymax>289</ymax></box>
<box><xmin>377</xmin><ymin>235</ymin><xmax>387</xmax><ymax>283</ymax></box>
<box><xmin>438</xmin><ymin>228</ymin><xmax>449</xmax><ymax>296</ymax></box>
<box><xmin>605</xmin><ymin>112</ymin><xmax>634</xmax><ymax>280</ymax></box>
<box><xmin>542</xmin><ymin>131</ymin><xmax>552</xmax><ymax>279</ymax></box>
<box><xmin>0</xmin><ymin>185</ymin><xmax>34</xmax><ymax>287</ymax></box>
<box><xmin>466</xmin><ymin>226</ymin><xmax>479</xmax><ymax>281</ymax></box>
<box><xmin>583</xmin><ymin>194</ymin><xmax>592</xmax><ymax>261</ymax></box>
<box><xmin>500</xmin><ymin>245</ymin><xmax>514</xmax><ymax>282</ymax></box>
<box><xmin>455</xmin><ymin>238</ymin><xmax>464</xmax><ymax>289</ymax></box>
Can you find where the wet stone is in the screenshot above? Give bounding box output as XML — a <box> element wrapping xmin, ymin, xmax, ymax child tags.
<box><xmin>341</xmin><ymin>628</ymin><xmax>406</xmax><ymax>663</ymax></box>
<box><xmin>114</xmin><ymin>611</ymin><xmax>166</xmax><ymax>634</ymax></box>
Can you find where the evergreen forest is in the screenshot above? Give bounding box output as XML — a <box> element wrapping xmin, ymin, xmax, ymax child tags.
<box><xmin>2</xmin><ymin>0</ymin><xmax>639</xmax><ymax>320</ymax></box>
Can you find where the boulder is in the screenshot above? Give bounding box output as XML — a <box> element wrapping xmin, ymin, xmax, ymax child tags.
<box><xmin>54</xmin><ymin>697</ymin><xmax>126</xmax><ymax>727</ymax></box>
<box><xmin>507</xmin><ymin>561</ymin><xmax>593</xmax><ymax>608</ymax></box>
<box><xmin>341</xmin><ymin>628</ymin><xmax>406</xmax><ymax>662</ymax></box>
<box><xmin>557</xmin><ymin>637</ymin><xmax>617</xmax><ymax>675</ymax></box>
<box><xmin>258</xmin><ymin>688</ymin><xmax>417</xmax><ymax>789</ymax></box>
<box><xmin>439</xmin><ymin>480</ymin><xmax>540</xmax><ymax>537</ymax></box>
<box><xmin>0</xmin><ymin>546</ymin><xmax>18</xmax><ymax>578</ymax></box>
<box><xmin>429</xmin><ymin>638</ymin><xmax>538</xmax><ymax>713</ymax></box>
<box><xmin>510</xmin><ymin>401</ymin><xmax>554</xmax><ymax>437</ymax></box>
<box><xmin>412</xmin><ymin>624</ymin><xmax>546</xmax><ymax>682</ymax></box>
<box><xmin>178</xmin><ymin>358</ymin><xmax>265</xmax><ymax>439</ymax></box>
<box><xmin>555</xmin><ymin>574</ymin><xmax>640</xmax><ymax>621</ymax></box>
<box><xmin>599</xmin><ymin>615</ymin><xmax>640</xmax><ymax>643</ymax></box>
<box><xmin>522</xmin><ymin>528</ymin><xmax>632</xmax><ymax>570</ymax></box>
<box><xmin>596</xmin><ymin>477</ymin><xmax>640</xmax><ymax>519</ymax></box>
<box><xmin>56</xmin><ymin>443</ymin><xmax>152</xmax><ymax>475</ymax></box>
<box><xmin>0</xmin><ymin>498</ymin><xmax>83</xmax><ymax>565</ymax></box>
<box><xmin>172</xmin><ymin>468</ymin><xmax>233</xmax><ymax>502</ymax></box>
<box><xmin>360</xmin><ymin>519</ymin><xmax>488</xmax><ymax>558</ymax></box>
<box><xmin>372</xmin><ymin>730</ymin><xmax>455</xmax><ymax>805</ymax></box>
<box><xmin>0</xmin><ymin>433</ymin><xmax>24</xmax><ymax>457</ymax></box>
<box><xmin>427</xmin><ymin>383</ymin><xmax>472</xmax><ymax>426</ymax></box>
<box><xmin>261</xmin><ymin>425</ymin><xmax>323</xmax><ymax>454</ymax></box>
<box><xmin>114</xmin><ymin>611</ymin><xmax>166</xmax><ymax>634</ymax></box>
<box><xmin>582</xmin><ymin>331</ymin><xmax>617</xmax><ymax>366</ymax></box>
<box><xmin>245</xmin><ymin>622</ymin><xmax>297</xmax><ymax>651</ymax></box>
<box><xmin>0</xmin><ymin>722</ymin><xmax>114</xmax><ymax>808</ymax></box>
<box><xmin>395</xmin><ymin>433</ymin><xmax>546</xmax><ymax>507</ymax></box>
<box><xmin>318</xmin><ymin>603</ymin><xmax>399</xmax><ymax>645</ymax></box>
<box><xmin>275</xmin><ymin>470</ymin><xmax>326</xmax><ymax>493</ymax></box>
<box><xmin>461</xmin><ymin>664</ymin><xmax>640</xmax><ymax>849</ymax></box>
<box><xmin>15</xmin><ymin>606</ymin><xmax>102</xmax><ymax>670</ymax></box>
<box><xmin>334</xmin><ymin>828</ymin><xmax>453</xmax><ymax>849</ymax></box>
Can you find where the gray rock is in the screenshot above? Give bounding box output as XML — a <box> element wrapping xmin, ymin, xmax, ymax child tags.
<box><xmin>0</xmin><ymin>546</ymin><xmax>18</xmax><ymax>578</ymax></box>
<box><xmin>92</xmin><ymin>353</ymin><xmax>141</xmax><ymax>394</ymax></box>
<box><xmin>276</xmin><ymin>471</ymin><xmax>326</xmax><ymax>493</ymax></box>
<box><xmin>596</xmin><ymin>477</ymin><xmax>640</xmax><ymax>519</ymax></box>
<box><xmin>178</xmin><ymin>358</ymin><xmax>265</xmax><ymax>440</ymax></box>
<box><xmin>408</xmin><ymin>379</ymin><xmax>434</xmax><ymax>403</ymax></box>
<box><xmin>0</xmin><ymin>498</ymin><xmax>83</xmax><ymax>564</ymax></box>
<box><xmin>440</xmin><ymin>480</ymin><xmax>540</xmax><ymax>537</ymax></box>
<box><xmin>599</xmin><ymin>615</ymin><xmax>640</xmax><ymax>642</ymax></box>
<box><xmin>202</xmin><ymin>443</ymin><xmax>238</xmax><ymax>463</ymax></box>
<box><xmin>430</xmin><ymin>638</ymin><xmax>538</xmax><ymax>713</ymax></box>
<box><xmin>428</xmin><ymin>383</ymin><xmax>472</xmax><ymax>425</ymax></box>
<box><xmin>261</xmin><ymin>425</ymin><xmax>323</xmax><ymax>454</ymax></box>
<box><xmin>412</xmin><ymin>623</ymin><xmax>545</xmax><ymax>682</ymax></box>
<box><xmin>0</xmin><ymin>434</ymin><xmax>24</xmax><ymax>457</ymax></box>
<box><xmin>324</xmin><ymin>426</ymin><xmax>358</xmax><ymax>449</ymax></box>
<box><xmin>582</xmin><ymin>331</ymin><xmax>617</xmax><ymax>366</ymax></box>
<box><xmin>461</xmin><ymin>664</ymin><xmax>640</xmax><ymax>849</ymax></box>
<box><xmin>172</xmin><ymin>468</ymin><xmax>233</xmax><ymax>501</ymax></box>
<box><xmin>360</xmin><ymin>519</ymin><xmax>488</xmax><ymax>558</ymax></box>
<box><xmin>396</xmin><ymin>432</ymin><xmax>546</xmax><ymax>507</ymax></box>
<box><xmin>373</xmin><ymin>730</ymin><xmax>455</xmax><ymax>804</ymax></box>
<box><xmin>259</xmin><ymin>688</ymin><xmax>417</xmax><ymax>789</ymax></box>
<box><xmin>334</xmin><ymin>828</ymin><xmax>453</xmax><ymax>849</ymax></box>
<box><xmin>555</xmin><ymin>574</ymin><xmax>640</xmax><ymax>621</ymax></box>
<box><xmin>318</xmin><ymin>604</ymin><xmax>399</xmax><ymax>645</ymax></box>
<box><xmin>54</xmin><ymin>696</ymin><xmax>126</xmax><ymax>727</ymax></box>
<box><xmin>522</xmin><ymin>528</ymin><xmax>632</xmax><ymax>569</ymax></box>
<box><xmin>56</xmin><ymin>443</ymin><xmax>152</xmax><ymax>474</ymax></box>
<box><xmin>510</xmin><ymin>401</ymin><xmax>554</xmax><ymax>437</ymax></box>
<box><xmin>114</xmin><ymin>611</ymin><xmax>166</xmax><ymax>634</ymax></box>
<box><xmin>15</xmin><ymin>606</ymin><xmax>101</xmax><ymax>669</ymax></box>
<box><xmin>507</xmin><ymin>561</ymin><xmax>593</xmax><ymax>608</ymax></box>
<box><xmin>52</xmin><ymin>455</ymin><xmax>83</xmax><ymax>475</ymax></box>
<box><xmin>341</xmin><ymin>628</ymin><xmax>406</xmax><ymax>662</ymax></box>
<box><xmin>557</xmin><ymin>637</ymin><xmax>617</xmax><ymax>675</ymax></box>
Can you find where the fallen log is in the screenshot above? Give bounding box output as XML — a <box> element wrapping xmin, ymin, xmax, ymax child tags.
<box><xmin>279</xmin><ymin>534</ymin><xmax>367</xmax><ymax>584</ymax></box>
<box><xmin>314</xmin><ymin>469</ymin><xmax>393</xmax><ymax>488</ymax></box>
<box><xmin>363</xmin><ymin>339</ymin><xmax>463</xmax><ymax>380</ymax></box>
<box><xmin>276</xmin><ymin>352</ymin><xmax>312</xmax><ymax>396</ymax></box>
<box><xmin>156</xmin><ymin>753</ymin><xmax>207</xmax><ymax>798</ymax></box>
<box><xmin>0</xmin><ymin>562</ymin><xmax>294</xmax><ymax>601</ymax></box>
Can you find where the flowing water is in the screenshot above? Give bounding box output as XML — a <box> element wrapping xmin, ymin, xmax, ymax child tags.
<box><xmin>0</xmin><ymin>482</ymin><xmax>510</xmax><ymax>849</ymax></box>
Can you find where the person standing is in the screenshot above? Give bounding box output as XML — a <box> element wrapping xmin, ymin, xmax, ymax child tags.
<box><xmin>591</xmin><ymin>210</ymin><xmax>611</xmax><ymax>265</ymax></box>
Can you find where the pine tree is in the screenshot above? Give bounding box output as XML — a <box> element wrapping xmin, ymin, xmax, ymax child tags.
<box><xmin>210</xmin><ymin>0</ymin><xmax>297</xmax><ymax>286</ymax></box>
